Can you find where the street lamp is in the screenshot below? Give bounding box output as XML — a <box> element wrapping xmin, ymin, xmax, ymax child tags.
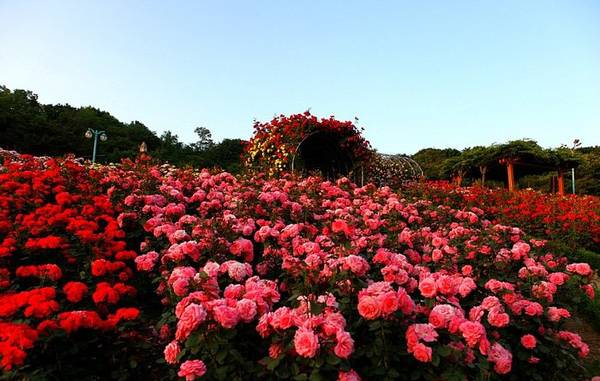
<box><xmin>571</xmin><ymin>139</ymin><xmax>581</xmax><ymax>194</ymax></box>
<box><xmin>85</xmin><ymin>128</ymin><xmax>107</xmax><ymax>163</ymax></box>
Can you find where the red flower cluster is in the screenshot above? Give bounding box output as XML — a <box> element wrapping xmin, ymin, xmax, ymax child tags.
<box><xmin>406</xmin><ymin>181</ymin><xmax>600</xmax><ymax>251</ymax></box>
<box><xmin>0</xmin><ymin>153</ymin><xmax>140</xmax><ymax>371</ymax></box>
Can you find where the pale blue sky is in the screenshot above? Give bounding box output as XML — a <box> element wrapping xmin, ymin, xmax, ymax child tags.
<box><xmin>1</xmin><ymin>1</ymin><xmax>599</xmax><ymax>154</ymax></box>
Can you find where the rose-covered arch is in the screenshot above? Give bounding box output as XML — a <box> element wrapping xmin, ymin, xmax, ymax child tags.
<box><xmin>243</xmin><ymin>112</ymin><xmax>373</xmax><ymax>178</ymax></box>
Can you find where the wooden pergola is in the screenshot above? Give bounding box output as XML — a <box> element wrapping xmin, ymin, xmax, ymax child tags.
<box><xmin>498</xmin><ymin>157</ymin><xmax>573</xmax><ymax>194</ymax></box>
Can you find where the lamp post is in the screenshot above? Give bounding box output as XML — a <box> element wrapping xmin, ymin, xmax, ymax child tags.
<box><xmin>571</xmin><ymin>139</ymin><xmax>581</xmax><ymax>194</ymax></box>
<box><xmin>85</xmin><ymin>128</ymin><xmax>107</xmax><ymax>163</ymax></box>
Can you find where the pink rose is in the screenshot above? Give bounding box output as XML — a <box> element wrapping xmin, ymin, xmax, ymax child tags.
<box><xmin>175</xmin><ymin>304</ymin><xmax>207</xmax><ymax>341</ymax></box>
<box><xmin>582</xmin><ymin>284</ymin><xmax>595</xmax><ymax>300</ymax></box>
<box><xmin>487</xmin><ymin>309</ymin><xmax>510</xmax><ymax>328</ymax></box>
<box><xmin>357</xmin><ymin>296</ymin><xmax>381</xmax><ymax>320</ymax></box>
<box><xmin>379</xmin><ymin>291</ymin><xmax>399</xmax><ymax>315</ymax></box>
<box><xmin>134</xmin><ymin>251</ymin><xmax>159</xmax><ymax>272</ymax></box>
<box><xmin>269</xmin><ymin>343</ymin><xmax>284</xmax><ymax>359</ymax></box>
<box><xmin>488</xmin><ymin>343</ymin><xmax>512</xmax><ymax>375</ymax></box>
<box><xmin>164</xmin><ymin>341</ymin><xmax>181</xmax><ymax>364</ymax></box>
<box><xmin>178</xmin><ymin>360</ymin><xmax>207</xmax><ymax>380</ymax></box>
<box><xmin>338</xmin><ymin>369</ymin><xmax>361</xmax><ymax>381</ymax></box>
<box><xmin>566</xmin><ymin>263</ymin><xmax>592</xmax><ymax>276</ymax></box>
<box><xmin>213</xmin><ymin>305</ymin><xmax>240</xmax><ymax>329</ymax></box>
<box><xmin>236</xmin><ymin>299</ymin><xmax>257</xmax><ymax>322</ymax></box>
<box><xmin>334</xmin><ymin>331</ymin><xmax>354</xmax><ymax>359</ymax></box>
<box><xmin>294</xmin><ymin>327</ymin><xmax>319</xmax><ymax>358</ymax></box>
<box><xmin>229</xmin><ymin>238</ymin><xmax>254</xmax><ymax>262</ymax></box>
<box><xmin>548</xmin><ymin>272</ymin><xmax>568</xmax><ymax>286</ymax></box>
<box><xmin>419</xmin><ymin>277</ymin><xmax>437</xmax><ymax>298</ymax></box>
<box><xmin>412</xmin><ymin>343</ymin><xmax>432</xmax><ymax>362</ymax></box>
<box><xmin>520</xmin><ymin>334</ymin><xmax>537</xmax><ymax>349</ymax></box>
<box><xmin>429</xmin><ymin>304</ymin><xmax>455</xmax><ymax>329</ymax></box>
<box><xmin>271</xmin><ymin>307</ymin><xmax>294</xmax><ymax>329</ymax></box>
<box><xmin>460</xmin><ymin>321</ymin><xmax>485</xmax><ymax>348</ymax></box>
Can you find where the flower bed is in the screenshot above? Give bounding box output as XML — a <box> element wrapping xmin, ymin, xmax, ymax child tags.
<box><xmin>404</xmin><ymin>181</ymin><xmax>600</xmax><ymax>252</ymax></box>
<box><xmin>0</xmin><ymin>151</ymin><xmax>598</xmax><ymax>380</ymax></box>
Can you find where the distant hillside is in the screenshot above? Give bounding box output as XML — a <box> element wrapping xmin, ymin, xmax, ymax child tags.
<box><xmin>0</xmin><ymin>86</ymin><xmax>245</xmax><ymax>172</ymax></box>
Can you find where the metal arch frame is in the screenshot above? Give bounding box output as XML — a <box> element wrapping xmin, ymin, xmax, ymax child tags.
<box><xmin>291</xmin><ymin>131</ymin><xmax>320</xmax><ymax>173</ymax></box>
<box><xmin>375</xmin><ymin>154</ymin><xmax>424</xmax><ymax>180</ymax></box>
<box><xmin>402</xmin><ymin>156</ymin><xmax>424</xmax><ymax>178</ymax></box>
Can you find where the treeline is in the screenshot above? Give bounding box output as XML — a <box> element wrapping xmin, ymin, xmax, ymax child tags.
<box><xmin>412</xmin><ymin>141</ymin><xmax>600</xmax><ymax>195</ymax></box>
<box><xmin>0</xmin><ymin>86</ymin><xmax>245</xmax><ymax>173</ymax></box>
<box><xmin>1</xmin><ymin>86</ymin><xmax>598</xmax><ymax>195</ymax></box>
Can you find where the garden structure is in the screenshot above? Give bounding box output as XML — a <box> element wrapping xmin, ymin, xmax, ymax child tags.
<box><xmin>243</xmin><ymin>112</ymin><xmax>427</xmax><ymax>187</ymax></box>
<box><xmin>444</xmin><ymin>140</ymin><xmax>580</xmax><ymax>194</ymax></box>
<box><xmin>366</xmin><ymin>153</ymin><xmax>424</xmax><ymax>188</ymax></box>
<box><xmin>243</xmin><ymin>112</ymin><xmax>373</xmax><ymax>180</ymax></box>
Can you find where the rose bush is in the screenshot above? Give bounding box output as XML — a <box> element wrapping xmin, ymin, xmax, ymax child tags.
<box><xmin>0</xmin><ymin>152</ymin><xmax>167</xmax><ymax>378</ymax></box>
<box><xmin>1</xmin><ymin>150</ymin><xmax>598</xmax><ymax>380</ymax></box>
<box><xmin>404</xmin><ymin>181</ymin><xmax>600</xmax><ymax>252</ymax></box>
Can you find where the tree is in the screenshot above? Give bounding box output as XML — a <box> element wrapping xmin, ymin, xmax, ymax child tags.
<box><xmin>411</xmin><ymin>148</ymin><xmax>461</xmax><ymax>179</ymax></box>
<box><xmin>441</xmin><ymin>155</ymin><xmax>471</xmax><ymax>184</ymax></box>
<box><xmin>461</xmin><ymin>146</ymin><xmax>499</xmax><ymax>185</ymax></box>
<box><xmin>192</xmin><ymin>127</ymin><xmax>214</xmax><ymax>152</ymax></box>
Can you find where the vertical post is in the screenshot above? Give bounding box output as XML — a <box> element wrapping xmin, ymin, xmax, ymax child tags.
<box><xmin>506</xmin><ymin>160</ymin><xmax>515</xmax><ymax>192</ymax></box>
<box><xmin>92</xmin><ymin>132</ymin><xmax>98</xmax><ymax>164</ymax></box>
<box><xmin>361</xmin><ymin>165</ymin><xmax>364</xmax><ymax>187</ymax></box>
<box><xmin>557</xmin><ymin>170</ymin><xmax>564</xmax><ymax>195</ymax></box>
<box><xmin>571</xmin><ymin>168</ymin><xmax>575</xmax><ymax>194</ymax></box>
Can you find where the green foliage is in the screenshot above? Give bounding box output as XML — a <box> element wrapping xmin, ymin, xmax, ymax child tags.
<box><xmin>411</xmin><ymin>148</ymin><xmax>461</xmax><ymax>179</ymax></box>
<box><xmin>0</xmin><ymin>86</ymin><xmax>245</xmax><ymax>172</ymax></box>
<box><xmin>414</xmin><ymin>139</ymin><xmax>598</xmax><ymax>195</ymax></box>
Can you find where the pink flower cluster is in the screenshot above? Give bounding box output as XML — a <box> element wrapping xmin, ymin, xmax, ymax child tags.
<box><xmin>257</xmin><ymin>294</ymin><xmax>355</xmax><ymax>360</ymax></box>
<box><xmin>107</xmin><ymin>162</ymin><xmax>596</xmax><ymax>380</ymax></box>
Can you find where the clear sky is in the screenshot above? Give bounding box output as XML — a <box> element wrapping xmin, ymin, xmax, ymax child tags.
<box><xmin>1</xmin><ymin>1</ymin><xmax>599</xmax><ymax>154</ymax></box>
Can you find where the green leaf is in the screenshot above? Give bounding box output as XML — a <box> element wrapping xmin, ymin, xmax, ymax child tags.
<box><xmin>216</xmin><ymin>349</ymin><xmax>228</xmax><ymax>364</ymax></box>
<box><xmin>309</xmin><ymin>371</ymin><xmax>324</xmax><ymax>381</ymax></box>
<box><xmin>266</xmin><ymin>357</ymin><xmax>282</xmax><ymax>371</ymax></box>
<box><xmin>438</xmin><ymin>346</ymin><xmax>452</xmax><ymax>357</ymax></box>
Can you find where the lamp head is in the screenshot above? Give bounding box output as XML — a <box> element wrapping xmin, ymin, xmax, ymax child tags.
<box><xmin>85</xmin><ymin>129</ymin><xmax>93</xmax><ymax>139</ymax></box>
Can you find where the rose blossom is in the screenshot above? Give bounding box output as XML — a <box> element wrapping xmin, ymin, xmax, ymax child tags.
<box><xmin>178</xmin><ymin>360</ymin><xmax>207</xmax><ymax>380</ymax></box>
<box><xmin>334</xmin><ymin>331</ymin><xmax>354</xmax><ymax>359</ymax></box>
<box><xmin>175</xmin><ymin>304</ymin><xmax>207</xmax><ymax>341</ymax></box>
<box><xmin>269</xmin><ymin>342</ymin><xmax>284</xmax><ymax>359</ymax></box>
<box><xmin>236</xmin><ymin>299</ymin><xmax>257</xmax><ymax>322</ymax></box>
<box><xmin>294</xmin><ymin>327</ymin><xmax>319</xmax><ymax>358</ymax></box>
<box><xmin>357</xmin><ymin>296</ymin><xmax>381</xmax><ymax>320</ymax></box>
<box><xmin>164</xmin><ymin>341</ymin><xmax>181</xmax><ymax>364</ymax></box>
<box><xmin>412</xmin><ymin>343</ymin><xmax>432</xmax><ymax>362</ymax></box>
<box><xmin>379</xmin><ymin>291</ymin><xmax>399</xmax><ymax>315</ymax></box>
<box><xmin>520</xmin><ymin>334</ymin><xmax>537</xmax><ymax>349</ymax></box>
<box><xmin>338</xmin><ymin>369</ymin><xmax>361</xmax><ymax>381</ymax></box>
<box><xmin>213</xmin><ymin>305</ymin><xmax>240</xmax><ymax>329</ymax></box>
<box><xmin>418</xmin><ymin>277</ymin><xmax>437</xmax><ymax>298</ymax></box>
